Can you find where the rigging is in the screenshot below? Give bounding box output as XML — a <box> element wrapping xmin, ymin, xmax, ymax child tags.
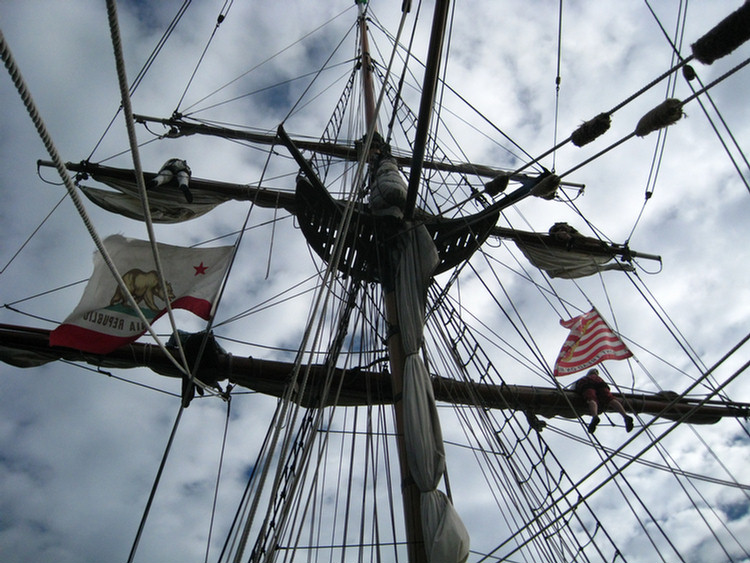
<box><xmin>2</xmin><ymin>2</ymin><xmax>750</xmax><ymax>562</ymax></box>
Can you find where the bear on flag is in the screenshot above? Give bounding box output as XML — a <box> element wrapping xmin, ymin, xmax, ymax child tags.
<box><xmin>50</xmin><ymin>235</ymin><xmax>233</xmax><ymax>354</ymax></box>
<box><xmin>553</xmin><ymin>308</ymin><xmax>632</xmax><ymax>377</ymax></box>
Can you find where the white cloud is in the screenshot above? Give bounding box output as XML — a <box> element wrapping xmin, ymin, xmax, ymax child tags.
<box><xmin>2</xmin><ymin>1</ymin><xmax>750</xmax><ymax>562</ymax></box>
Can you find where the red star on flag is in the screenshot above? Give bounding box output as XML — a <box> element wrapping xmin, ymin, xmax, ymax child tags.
<box><xmin>194</xmin><ymin>262</ymin><xmax>208</xmax><ymax>275</ymax></box>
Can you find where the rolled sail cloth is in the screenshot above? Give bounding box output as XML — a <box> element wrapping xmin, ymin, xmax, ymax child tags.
<box><xmin>391</xmin><ymin>224</ymin><xmax>470</xmax><ymax>563</ymax></box>
<box><xmin>81</xmin><ymin>181</ymin><xmax>222</xmax><ymax>223</ymax></box>
<box><xmin>516</xmin><ymin>242</ymin><xmax>634</xmax><ymax>279</ymax></box>
<box><xmin>571</xmin><ymin>113</ymin><xmax>611</xmax><ymax>147</ymax></box>
<box><xmin>691</xmin><ymin>1</ymin><xmax>750</xmax><ymax>65</ymax></box>
<box><xmin>369</xmin><ymin>157</ymin><xmax>408</xmax><ymax>219</ymax></box>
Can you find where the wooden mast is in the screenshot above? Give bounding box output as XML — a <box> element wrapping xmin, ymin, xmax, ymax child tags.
<box><xmin>357</xmin><ymin>2</ymin><xmax>427</xmax><ymax>561</ymax></box>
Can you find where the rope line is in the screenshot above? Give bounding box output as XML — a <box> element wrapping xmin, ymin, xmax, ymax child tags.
<box><xmin>645</xmin><ymin>0</ymin><xmax>750</xmax><ymax>195</ymax></box>
<box><xmin>0</xmin><ymin>24</ymin><xmax>189</xmax><ymax>380</ymax></box>
<box><xmin>483</xmin><ymin>355</ymin><xmax>750</xmax><ymax>562</ymax></box>
<box><xmin>551</xmin><ymin>0</ymin><xmax>564</xmax><ymax>172</ymax></box>
<box><xmin>106</xmin><ymin>0</ymin><xmax>222</xmax><ymax>398</ymax></box>
<box><xmin>181</xmin><ymin>5</ymin><xmax>355</xmax><ymax>115</ymax></box>
<box><xmin>204</xmin><ymin>392</ymin><xmax>233</xmax><ymax>563</ymax></box>
<box><xmin>0</xmin><ymin>193</ymin><xmax>66</xmax><ymax>276</ymax></box>
<box><xmin>126</xmin><ymin>406</ymin><xmax>185</xmax><ymax>563</ymax></box>
<box><xmin>175</xmin><ymin>0</ymin><xmax>234</xmax><ymax>113</ymax></box>
<box><xmin>87</xmin><ymin>0</ymin><xmax>193</xmax><ymax>161</ymax></box>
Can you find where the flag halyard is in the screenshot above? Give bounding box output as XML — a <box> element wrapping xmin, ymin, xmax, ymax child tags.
<box><xmin>553</xmin><ymin>308</ymin><xmax>632</xmax><ymax>377</ymax></box>
<box><xmin>50</xmin><ymin>235</ymin><xmax>232</xmax><ymax>354</ymax></box>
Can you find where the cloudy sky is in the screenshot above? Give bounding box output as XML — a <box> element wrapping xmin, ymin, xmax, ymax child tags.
<box><xmin>1</xmin><ymin>1</ymin><xmax>750</xmax><ymax>562</ymax></box>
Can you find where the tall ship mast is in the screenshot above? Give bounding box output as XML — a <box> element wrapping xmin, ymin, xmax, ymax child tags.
<box><xmin>2</xmin><ymin>2</ymin><xmax>750</xmax><ymax>562</ymax></box>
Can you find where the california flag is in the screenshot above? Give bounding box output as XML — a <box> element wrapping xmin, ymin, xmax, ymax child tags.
<box><xmin>553</xmin><ymin>308</ymin><xmax>632</xmax><ymax>377</ymax></box>
<box><xmin>50</xmin><ymin>234</ymin><xmax>232</xmax><ymax>354</ymax></box>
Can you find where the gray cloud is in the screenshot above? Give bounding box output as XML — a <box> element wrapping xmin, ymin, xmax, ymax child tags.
<box><xmin>1</xmin><ymin>1</ymin><xmax>749</xmax><ymax>562</ymax></box>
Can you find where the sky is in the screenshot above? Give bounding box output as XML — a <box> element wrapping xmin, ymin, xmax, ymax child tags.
<box><xmin>1</xmin><ymin>1</ymin><xmax>750</xmax><ymax>562</ymax></box>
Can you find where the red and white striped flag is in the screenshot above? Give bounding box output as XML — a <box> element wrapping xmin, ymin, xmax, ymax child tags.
<box><xmin>50</xmin><ymin>235</ymin><xmax>232</xmax><ymax>354</ymax></box>
<box><xmin>553</xmin><ymin>308</ymin><xmax>632</xmax><ymax>377</ymax></box>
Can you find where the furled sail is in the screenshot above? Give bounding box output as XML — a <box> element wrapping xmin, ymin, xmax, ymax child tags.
<box><xmin>516</xmin><ymin>243</ymin><xmax>634</xmax><ymax>278</ymax></box>
<box><xmin>372</xmin><ymin>148</ymin><xmax>470</xmax><ymax>563</ymax></box>
<box><xmin>81</xmin><ymin>181</ymin><xmax>223</xmax><ymax>223</ymax></box>
<box><xmin>392</xmin><ymin>224</ymin><xmax>470</xmax><ymax>563</ymax></box>
<box><xmin>514</xmin><ymin>222</ymin><xmax>635</xmax><ymax>278</ymax></box>
<box><xmin>44</xmin><ymin>160</ymin><xmax>296</xmax><ymax>223</ymax></box>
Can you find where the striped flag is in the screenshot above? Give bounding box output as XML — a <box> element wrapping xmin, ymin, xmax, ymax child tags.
<box><xmin>553</xmin><ymin>308</ymin><xmax>632</xmax><ymax>377</ymax></box>
<box><xmin>50</xmin><ymin>235</ymin><xmax>232</xmax><ymax>354</ymax></box>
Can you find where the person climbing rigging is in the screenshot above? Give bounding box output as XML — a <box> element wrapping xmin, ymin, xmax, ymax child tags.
<box><xmin>147</xmin><ymin>158</ymin><xmax>193</xmax><ymax>203</ymax></box>
<box><xmin>574</xmin><ymin>368</ymin><xmax>634</xmax><ymax>434</ymax></box>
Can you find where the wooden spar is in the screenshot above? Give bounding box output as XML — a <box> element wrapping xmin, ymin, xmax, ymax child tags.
<box><xmin>131</xmin><ymin>114</ymin><xmax>582</xmax><ymax>185</ymax></box>
<box><xmin>491</xmin><ymin>225</ymin><xmax>662</xmax><ymax>263</ymax></box>
<box><xmin>404</xmin><ymin>0</ymin><xmax>451</xmax><ymax>220</ymax></box>
<box><xmin>37</xmin><ymin>162</ymin><xmax>662</xmax><ymax>267</ymax></box>
<box><xmin>1</xmin><ymin>323</ymin><xmax>747</xmax><ymax>425</ymax></box>
<box><xmin>39</xmin><ymin>160</ymin><xmax>298</xmax><ymax>213</ymax></box>
<box><xmin>357</xmin><ymin>2</ymin><xmax>426</xmax><ymax>560</ymax></box>
<box><xmin>358</xmin><ymin>9</ymin><xmax>377</xmax><ymax>135</ymax></box>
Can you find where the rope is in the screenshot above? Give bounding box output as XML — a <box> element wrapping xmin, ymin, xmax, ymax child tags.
<box><xmin>247</xmin><ymin>282</ymin><xmax>364</xmax><ymax>561</ymax></box>
<box><xmin>215</xmin><ymin>398</ymin><xmax>280</xmax><ymax>562</ymax></box>
<box><xmin>60</xmin><ymin>359</ymin><xmax>181</xmax><ymax>398</ymax></box>
<box><xmin>180</xmin><ymin>5</ymin><xmax>355</xmax><ymax>116</ymax></box>
<box><xmin>0</xmin><ymin>25</ymin><xmax>188</xmax><ymax>379</ymax></box>
<box><xmin>553</xmin><ymin>51</ymin><xmax>750</xmax><ymax>182</ymax></box>
<box><xmin>484</xmin><ymin>355</ymin><xmax>750</xmax><ymax>562</ymax></box>
<box><xmin>175</xmin><ymin>0</ymin><xmax>234</xmax><ymax>113</ymax></box>
<box><xmin>0</xmin><ymin>193</ymin><xmax>67</xmax><ymax>275</ymax></box>
<box><xmin>431</xmin><ymin>290</ymin><xmax>604</xmax><ymax>556</ymax></box>
<box><xmin>87</xmin><ymin>0</ymin><xmax>193</xmax><ymax>161</ymax></box>
<box><xmin>645</xmin><ymin>0</ymin><xmax>750</xmax><ymax>195</ymax></box>
<box><xmin>225</xmin><ymin>101</ymin><xmax>366</xmax><ymax>563</ymax></box>
<box><xmin>106</xmin><ymin>0</ymin><xmax>223</xmax><ymax>397</ymax></box>
<box><xmin>551</xmin><ymin>0</ymin><xmax>564</xmax><ymax>170</ymax></box>
<box><xmin>204</xmin><ymin>392</ymin><xmax>233</xmax><ymax>563</ymax></box>
<box><xmin>225</xmin><ymin>6</ymin><xmax>415</xmax><ymax>556</ymax></box>
<box><xmin>425</xmin><ymin>299</ymin><xmax>626</xmax><ymax>561</ymax></box>
<box><xmin>441</xmin><ymin>207</ymin><xmax>750</xmax><ymax>560</ymax></box>
<box><xmin>126</xmin><ymin>406</ymin><xmax>185</xmax><ymax>563</ymax></box>
<box><xmin>478</xmin><ymin>243</ymin><xmax>748</xmax><ymax>560</ymax></box>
